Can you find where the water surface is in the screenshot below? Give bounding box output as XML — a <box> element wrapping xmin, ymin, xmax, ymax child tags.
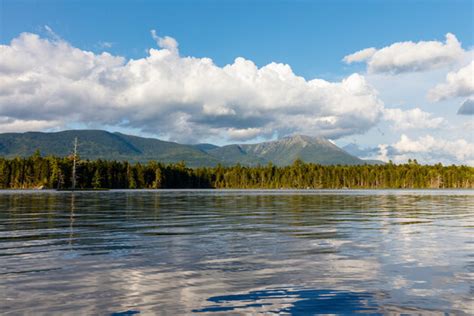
<box><xmin>0</xmin><ymin>190</ymin><xmax>473</xmax><ymax>315</ymax></box>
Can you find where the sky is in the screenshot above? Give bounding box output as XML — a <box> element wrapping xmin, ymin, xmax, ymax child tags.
<box><xmin>0</xmin><ymin>0</ymin><xmax>473</xmax><ymax>164</ymax></box>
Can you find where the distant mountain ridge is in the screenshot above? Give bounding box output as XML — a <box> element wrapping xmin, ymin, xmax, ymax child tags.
<box><xmin>242</xmin><ymin>135</ymin><xmax>363</xmax><ymax>165</ymax></box>
<box><xmin>0</xmin><ymin>130</ymin><xmax>379</xmax><ymax>167</ymax></box>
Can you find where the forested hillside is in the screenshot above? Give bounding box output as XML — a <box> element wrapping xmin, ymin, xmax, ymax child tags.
<box><xmin>0</xmin><ymin>130</ymin><xmax>377</xmax><ymax>166</ymax></box>
<box><xmin>1</xmin><ymin>154</ymin><xmax>472</xmax><ymax>189</ymax></box>
<box><xmin>0</xmin><ymin>130</ymin><xmax>221</xmax><ymax>166</ymax></box>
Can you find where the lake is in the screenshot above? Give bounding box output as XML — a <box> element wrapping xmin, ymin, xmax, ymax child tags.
<box><xmin>0</xmin><ymin>190</ymin><xmax>472</xmax><ymax>315</ymax></box>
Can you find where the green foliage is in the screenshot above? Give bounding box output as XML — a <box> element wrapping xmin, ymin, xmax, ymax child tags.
<box><xmin>92</xmin><ymin>169</ymin><xmax>103</xmax><ymax>189</ymax></box>
<box><xmin>0</xmin><ymin>130</ymin><xmax>373</xmax><ymax>167</ymax></box>
<box><xmin>152</xmin><ymin>167</ymin><xmax>164</xmax><ymax>189</ymax></box>
<box><xmin>0</xmin><ymin>130</ymin><xmax>221</xmax><ymax>167</ymax></box>
<box><xmin>0</xmin><ymin>155</ymin><xmax>473</xmax><ymax>189</ymax></box>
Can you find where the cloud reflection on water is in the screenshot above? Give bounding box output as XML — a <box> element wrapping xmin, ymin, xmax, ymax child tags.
<box><xmin>0</xmin><ymin>190</ymin><xmax>472</xmax><ymax>314</ymax></box>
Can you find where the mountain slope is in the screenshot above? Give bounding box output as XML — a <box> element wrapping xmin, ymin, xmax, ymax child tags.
<box><xmin>112</xmin><ymin>132</ymin><xmax>221</xmax><ymax>165</ymax></box>
<box><xmin>240</xmin><ymin>135</ymin><xmax>364</xmax><ymax>165</ymax></box>
<box><xmin>206</xmin><ymin>145</ymin><xmax>267</xmax><ymax>165</ymax></box>
<box><xmin>192</xmin><ymin>143</ymin><xmax>220</xmax><ymax>152</ymax></box>
<box><xmin>0</xmin><ymin>130</ymin><xmax>220</xmax><ymax>167</ymax></box>
<box><xmin>0</xmin><ymin>130</ymin><xmax>367</xmax><ymax>166</ymax></box>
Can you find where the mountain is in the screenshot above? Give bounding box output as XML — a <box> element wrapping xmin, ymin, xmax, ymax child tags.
<box><xmin>0</xmin><ymin>130</ymin><xmax>220</xmax><ymax>167</ymax></box>
<box><xmin>0</xmin><ymin>130</ymin><xmax>369</xmax><ymax>166</ymax></box>
<box><xmin>342</xmin><ymin>143</ymin><xmax>386</xmax><ymax>165</ymax></box>
<box><xmin>205</xmin><ymin>145</ymin><xmax>267</xmax><ymax>165</ymax></box>
<box><xmin>240</xmin><ymin>135</ymin><xmax>364</xmax><ymax>166</ymax></box>
<box><xmin>191</xmin><ymin>143</ymin><xmax>220</xmax><ymax>152</ymax></box>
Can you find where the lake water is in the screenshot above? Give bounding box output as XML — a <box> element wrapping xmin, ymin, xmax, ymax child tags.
<box><xmin>0</xmin><ymin>190</ymin><xmax>473</xmax><ymax>315</ymax></box>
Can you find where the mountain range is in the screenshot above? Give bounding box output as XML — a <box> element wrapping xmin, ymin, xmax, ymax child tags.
<box><xmin>0</xmin><ymin>130</ymin><xmax>382</xmax><ymax>167</ymax></box>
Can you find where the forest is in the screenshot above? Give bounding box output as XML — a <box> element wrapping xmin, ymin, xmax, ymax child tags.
<box><xmin>0</xmin><ymin>153</ymin><xmax>473</xmax><ymax>189</ymax></box>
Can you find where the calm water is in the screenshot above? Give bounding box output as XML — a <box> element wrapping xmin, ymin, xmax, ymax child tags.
<box><xmin>0</xmin><ymin>190</ymin><xmax>473</xmax><ymax>315</ymax></box>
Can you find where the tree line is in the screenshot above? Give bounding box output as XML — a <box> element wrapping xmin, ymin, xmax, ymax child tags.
<box><xmin>0</xmin><ymin>153</ymin><xmax>473</xmax><ymax>189</ymax></box>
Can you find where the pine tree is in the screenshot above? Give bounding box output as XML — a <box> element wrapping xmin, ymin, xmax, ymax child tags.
<box><xmin>92</xmin><ymin>169</ymin><xmax>103</xmax><ymax>189</ymax></box>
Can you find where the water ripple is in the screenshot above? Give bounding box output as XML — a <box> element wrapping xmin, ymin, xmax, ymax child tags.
<box><xmin>0</xmin><ymin>190</ymin><xmax>472</xmax><ymax>314</ymax></box>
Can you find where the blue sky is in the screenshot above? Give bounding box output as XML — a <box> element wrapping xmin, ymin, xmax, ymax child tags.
<box><xmin>0</xmin><ymin>0</ymin><xmax>473</xmax><ymax>164</ymax></box>
<box><xmin>2</xmin><ymin>0</ymin><xmax>472</xmax><ymax>79</ymax></box>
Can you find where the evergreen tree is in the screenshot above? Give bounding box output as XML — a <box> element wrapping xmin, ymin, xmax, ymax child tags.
<box><xmin>0</xmin><ymin>154</ymin><xmax>472</xmax><ymax>189</ymax></box>
<box><xmin>92</xmin><ymin>169</ymin><xmax>103</xmax><ymax>189</ymax></box>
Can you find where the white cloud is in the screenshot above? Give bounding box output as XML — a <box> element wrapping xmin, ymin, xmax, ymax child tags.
<box><xmin>0</xmin><ymin>32</ymin><xmax>384</xmax><ymax>143</ymax></box>
<box><xmin>427</xmin><ymin>61</ymin><xmax>474</xmax><ymax>101</ymax></box>
<box><xmin>391</xmin><ymin>134</ymin><xmax>474</xmax><ymax>165</ymax></box>
<box><xmin>44</xmin><ymin>25</ymin><xmax>60</xmax><ymax>41</ymax></box>
<box><xmin>150</xmin><ymin>29</ymin><xmax>178</xmax><ymax>53</ymax></box>
<box><xmin>376</xmin><ymin>144</ymin><xmax>389</xmax><ymax>163</ymax></box>
<box><xmin>342</xmin><ymin>47</ymin><xmax>376</xmax><ymax>64</ymax></box>
<box><xmin>98</xmin><ymin>41</ymin><xmax>113</xmax><ymax>49</ymax></box>
<box><xmin>0</xmin><ymin>116</ymin><xmax>62</xmax><ymax>133</ymax></box>
<box><xmin>343</xmin><ymin>33</ymin><xmax>466</xmax><ymax>74</ymax></box>
<box><xmin>355</xmin><ymin>134</ymin><xmax>474</xmax><ymax>165</ymax></box>
<box><xmin>227</xmin><ymin>127</ymin><xmax>263</xmax><ymax>141</ymax></box>
<box><xmin>383</xmin><ymin>107</ymin><xmax>445</xmax><ymax>130</ymax></box>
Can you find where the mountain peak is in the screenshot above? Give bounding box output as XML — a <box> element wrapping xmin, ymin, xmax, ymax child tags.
<box><xmin>239</xmin><ymin>134</ymin><xmax>362</xmax><ymax>165</ymax></box>
<box><xmin>0</xmin><ymin>129</ymin><xmax>365</xmax><ymax>166</ymax></box>
<box><xmin>280</xmin><ymin>134</ymin><xmax>333</xmax><ymax>147</ymax></box>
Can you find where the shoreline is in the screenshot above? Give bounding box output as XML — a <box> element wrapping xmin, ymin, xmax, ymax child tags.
<box><xmin>1</xmin><ymin>188</ymin><xmax>473</xmax><ymax>194</ymax></box>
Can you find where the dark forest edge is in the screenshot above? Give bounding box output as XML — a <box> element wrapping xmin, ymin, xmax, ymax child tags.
<box><xmin>1</xmin><ymin>153</ymin><xmax>473</xmax><ymax>189</ymax></box>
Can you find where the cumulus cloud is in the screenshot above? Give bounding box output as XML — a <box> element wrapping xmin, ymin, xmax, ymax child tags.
<box><xmin>383</xmin><ymin>107</ymin><xmax>445</xmax><ymax>129</ymax></box>
<box><xmin>227</xmin><ymin>127</ymin><xmax>263</xmax><ymax>141</ymax></box>
<box><xmin>0</xmin><ymin>32</ymin><xmax>384</xmax><ymax>142</ymax></box>
<box><xmin>350</xmin><ymin>134</ymin><xmax>474</xmax><ymax>165</ymax></box>
<box><xmin>343</xmin><ymin>33</ymin><xmax>466</xmax><ymax>74</ymax></box>
<box><xmin>343</xmin><ymin>143</ymin><xmax>397</xmax><ymax>163</ymax></box>
<box><xmin>150</xmin><ymin>29</ymin><xmax>178</xmax><ymax>53</ymax></box>
<box><xmin>375</xmin><ymin>144</ymin><xmax>390</xmax><ymax>163</ymax></box>
<box><xmin>457</xmin><ymin>98</ymin><xmax>474</xmax><ymax>115</ymax></box>
<box><xmin>0</xmin><ymin>116</ymin><xmax>62</xmax><ymax>133</ymax></box>
<box><xmin>392</xmin><ymin>134</ymin><xmax>474</xmax><ymax>165</ymax></box>
<box><xmin>342</xmin><ymin>47</ymin><xmax>376</xmax><ymax>64</ymax></box>
<box><xmin>369</xmin><ymin>134</ymin><xmax>474</xmax><ymax>165</ymax></box>
<box><xmin>427</xmin><ymin>61</ymin><xmax>474</xmax><ymax>101</ymax></box>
